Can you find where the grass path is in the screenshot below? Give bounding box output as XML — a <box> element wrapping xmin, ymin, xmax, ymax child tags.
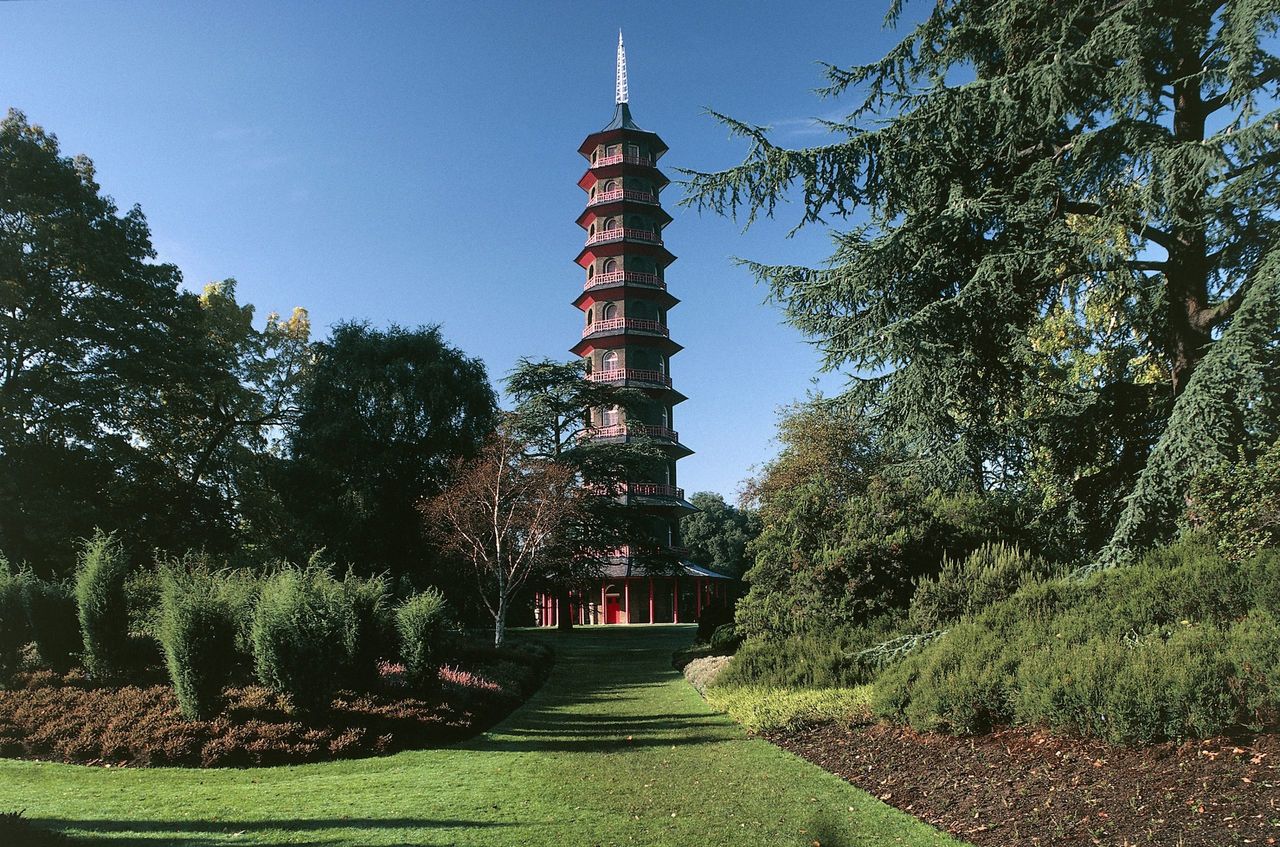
<box><xmin>0</xmin><ymin>626</ymin><xmax>963</xmax><ymax>846</ymax></box>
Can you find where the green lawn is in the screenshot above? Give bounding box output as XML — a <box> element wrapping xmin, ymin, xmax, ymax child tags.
<box><xmin>0</xmin><ymin>625</ymin><xmax>963</xmax><ymax>847</ymax></box>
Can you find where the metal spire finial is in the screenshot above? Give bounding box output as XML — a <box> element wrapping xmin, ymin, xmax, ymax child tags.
<box><xmin>616</xmin><ymin>29</ymin><xmax>629</xmax><ymax>105</ymax></box>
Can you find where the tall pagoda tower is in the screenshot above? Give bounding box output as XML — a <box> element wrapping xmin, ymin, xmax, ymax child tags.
<box><xmin>535</xmin><ymin>33</ymin><xmax>728</xmax><ymax>626</ymax></box>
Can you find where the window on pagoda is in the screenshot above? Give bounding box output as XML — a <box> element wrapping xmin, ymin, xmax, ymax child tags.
<box><xmin>603</xmin><ymin>258</ymin><xmax>618</xmax><ymax>273</ymax></box>
<box><xmin>602</xmin><ymin>350</ymin><xmax>619</xmax><ymax>372</ymax></box>
<box><xmin>602</xmin><ymin>302</ymin><xmax>618</xmax><ymax>320</ymax></box>
<box><xmin>601</xmin><ymin>406</ymin><xmax>620</xmax><ymax>427</ymax></box>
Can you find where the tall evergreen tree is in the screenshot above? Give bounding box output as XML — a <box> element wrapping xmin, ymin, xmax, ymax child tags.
<box><xmin>686</xmin><ymin>1</ymin><xmax>1280</xmax><ymax>547</ymax></box>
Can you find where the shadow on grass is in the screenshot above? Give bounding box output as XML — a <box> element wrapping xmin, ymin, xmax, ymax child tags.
<box><xmin>38</xmin><ymin>816</ymin><xmax>511</xmax><ymax>847</ymax></box>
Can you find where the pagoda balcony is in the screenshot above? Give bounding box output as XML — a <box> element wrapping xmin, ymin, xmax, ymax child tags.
<box><xmin>588</xmin><ymin>187</ymin><xmax>659</xmax><ymax>206</ymax></box>
<box><xmin>628</xmin><ymin>482</ymin><xmax>685</xmax><ymax>499</ymax></box>
<box><xmin>606</xmin><ymin>543</ymin><xmax>691</xmax><ymax>559</ymax></box>
<box><xmin>582</xmin><ymin>317</ymin><xmax>668</xmax><ymax>338</ymax></box>
<box><xmin>582</xmin><ymin>423</ymin><xmax>680</xmax><ymax>442</ymax></box>
<box><xmin>585</xmin><ymin>228</ymin><xmax>662</xmax><ymax>247</ymax></box>
<box><xmin>594</xmin><ymin>152</ymin><xmax>654</xmax><ymax>168</ymax></box>
<box><xmin>587</xmin><ymin>368</ymin><xmax>671</xmax><ymax>387</ymax></box>
<box><xmin>584</xmin><ymin>270</ymin><xmax>665</xmax><ymax>291</ymax></box>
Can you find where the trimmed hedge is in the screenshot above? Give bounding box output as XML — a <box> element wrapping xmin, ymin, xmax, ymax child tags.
<box><xmin>396</xmin><ymin>589</ymin><xmax>449</xmax><ymax>687</ymax></box>
<box><xmin>22</xmin><ymin>577</ymin><xmax>80</xmax><ymax>673</ymax></box>
<box><xmin>74</xmin><ymin>530</ymin><xmax>131</xmax><ymax>680</ymax></box>
<box><xmin>251</xmin><ymin>568</ymin><xmax>349</xmax><ymax>714</ymax></box>
<box><xmin>159</xmin><ymin>568</ymin><xmax>241</xmax><ymax>719</ymax></box>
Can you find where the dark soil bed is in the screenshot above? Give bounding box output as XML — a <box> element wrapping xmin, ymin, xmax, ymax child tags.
<box><xmin>769</xmin><ymin>722</ymin><xmax>1280</xmax><ymax>846</ymax></box>
<box><xmin>0</xmin><ymin>644</ymin><xmax>552</xmax><ymax>768</ymax></box>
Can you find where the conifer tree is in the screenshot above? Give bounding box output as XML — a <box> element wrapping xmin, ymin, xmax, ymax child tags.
<box><xmin>686</xmin><ymin>0</ymin><xmax>1280</xmax><ymax>544</ymax></box>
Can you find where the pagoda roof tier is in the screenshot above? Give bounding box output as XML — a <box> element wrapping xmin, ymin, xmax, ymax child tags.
<box><xmin>573</xmin><ymin>284</ymin><xmax>678</xmax><ymax>312</ymax></box>
<box><xmin>575</xmin><ymin>241</ymin><xmax>675</xmax><ymax>270</ymax></box>
<box><xmin>577</xmin><ymin>103</ymin><xmax>669</xmax><ymax>159</ymax></box>
<box><xmin>578</xmin><ymin>164</ymin><xmax>670</xmax><ymax>192</ymax></box>
<box><xmin>581</xmin><ymin>371</ymin><xmax>688</xmax><ymax>405</ymax></box>
<box><xmin>571</xmin><ymin>330</ymin><xmax>682</xmax><ymax>358</ymax></box>
<box><xmin>576</xmin><ymin>202</ymin><xmax>672</xmax><ymax>230</ymax></box>
<box><xmin>600</xmin><ymin>560</ymin><xmax>735</xmax><ymax>580</ymax></box>
<box><xmin>578</xmin><ymin>426</ymin><xmax>694</xmax><ymax>459</ymax></box>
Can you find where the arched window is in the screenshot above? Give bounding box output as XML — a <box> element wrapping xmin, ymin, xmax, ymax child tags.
<box><xmin>602</xmin><ymin>350</ymin><xmax>619</xmax><ymax>371</ymax></box>
<box><xmin>586</xmin><ymin>308</ymin><xmax>593</xmax><ymax>325</ymax></box>
<box><xmin>605</xmin><ymin>180</ymin><xmax>618</xmax><ymax>193</ymax></box>
<box><xmin>587</xmin><ymin>265</ymin><xmax>595</xmax><ymax>279</ymax></box>
<box><xmin>605</xmin><ymin>217</ymin><xmax>620</xmax><ymax>231</ymax></box>
<box><xmin>603</xmin><ymin>258</ymin><xmax>618</xmax><ymax>274</ymax></box>
<box><xmin>602</xmin><ymin>302</ymin><xmax>618</xmax><ymax>321</ymax></box>
<box><xmin>589</xmin><ymin>223</ymin><xmax>596</xmax><ymax>237</ymax></box>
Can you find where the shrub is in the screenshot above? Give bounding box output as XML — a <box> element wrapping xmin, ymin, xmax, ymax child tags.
<box><xmin>908</xmin><ymin>542</ymin><xmax>1054</xmax><ymax>631</ymax></box>
<box><xmin>695</xmin><ymin>603</ymin><xmax>735</xmax><ymax>644</ymax></box>
<box><xmin>874</xmin><ymin>537</ymin><xmax>1280</xmax><ymax>743</ymax></box>
<box><xmin>682</xmin><ymin>654</ymin><xmax>732</xmax><ymax>694</ymax></box>
<box><xmin>718</xmin><ymin>612</ymin><xmax>905</xmax><ymax>690</ymax></box>
<box><xmin>251</xmin><ymin>568</ymin><xmax>348</xmax><ymax>713</ymax></box>
<box><xmin>704</xmin><ymin>683</ymin><xmax>873</xmax><ymax>733</ymax></box>
<box><xmin>709</xmin><ymin>623</ymin><xmax>741</xmax><ymax>653</ymax></box>
<box><xmin>74</xmin><ymin>530</ymin><xmax>131</xmax><ymax>679</ymax></box>
<box><xmin>21</xmin><ymin>577</ymin><xmax>80</xmax><ymax>673</ymax></box>
<box><xmin>396</xmin><ymin>589</ymin><xmax>448</xmax><ymax>687</ymax></box>
<box><xmin>0</xmin><ymin>562</ymin><xmax>27</xmax><ymax>681</ymax></box>
<box><xmin>339</xmin><ymin>572</ymin><xmax>393</xmax><ymax>690</ymax></box>
<box><xmin>159</xmin><ymin>568</ymin><xmax>240</xmax><ymax>719</ymax></box>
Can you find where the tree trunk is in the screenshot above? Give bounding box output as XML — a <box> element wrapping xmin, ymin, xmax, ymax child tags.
<box><xmin>556</xmin><ymin>586</ymin><xmax>574</xmax><ymax>631</ymax></box>
<box><xmin>494</xmin><ymin>594</ymin><xmax>509</xmax><ymax>648</ymax></box>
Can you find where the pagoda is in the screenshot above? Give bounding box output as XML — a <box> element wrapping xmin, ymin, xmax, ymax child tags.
<box><xmin>533</xmin><ymin>33</ymin><xmax>731</xmax><ymax>627</ymax></box>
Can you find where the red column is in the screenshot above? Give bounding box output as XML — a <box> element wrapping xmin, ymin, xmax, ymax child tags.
<box><xmin>601</xmin><ymin>583</ymin><xmax>607</xmax><ymax>625</ymax></box>
<box><xmin>648</xmin><ymin>576</ymin><xmax>655</xmax><ymax>624</ymax></box>
<box><xmin>673</xmin><ymin>577</ymin><xmax>679</xmax><ymax>624</ymax></box>
<box><xmin>696</xmin><ymin>578</ymin><xmax>703</xmax><ymax>617</ymax></box>
<box><xmin>624</xmin><ymin>579</ymin><xmax>631</xmax><ymax>625</ymax></box>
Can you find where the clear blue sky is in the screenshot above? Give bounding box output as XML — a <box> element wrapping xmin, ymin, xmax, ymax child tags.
<box><xmin>1</xmin><ymin>0</ymin><xmax>923</xmax><ymax>501</ymax></box>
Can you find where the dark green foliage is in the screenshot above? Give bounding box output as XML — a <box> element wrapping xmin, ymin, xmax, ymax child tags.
<box><xmin>709</xmin><ymin>624</ymin><xmax>741</xmax><ymax>653</ymax></box>
<box><xmin>737</xmin><ymin>473</ymin><xmax>1032</xmax><ymax>637</ymax></box>
<box><xmin>874</xmin><ymin>538</ymin><xmax>1280</xmax><ymax>742</ymax></box>
<box><xmin>396</xmin><ymin>589</ymin><xmax>448</xmax><ymax>687</ymax></box>
<box><xmin>74</xmin><ymin>531</ymin><xmax>131</xmax><ymax>679</ymax></box>
<box><xmin>680</xmin><ymin>492</ymin><xmax>761</xmax><ymax>577</ymax></box>
<box><xmin>1099</xmin><ymin>255</ymin><xmax>1280</xmax><ymax>567</ymax></box>
<box><xmin>339</xmin><ymin>571</ymin><xmax>393</xmax><ymax>690</ymax></box>
<box><xmin>0</xmin><ymin>811</ymin><xmax>75</xmax><ymax>846</ymax></box>
<box><xmin>159</xmin><ymin>568</ymin><xmax>240</xmax><ymax>719</ymax></box>
<box><xmin>282</xmin><ymin>322</ymin><xmax>496</xmax><ymax>596</ymax></box>
<box><xmin>21</xmin><ymin>577</ymin><xmax>80</xmax><ymax>672</ymax></box>
<box><xmin>686</xmin><ymin>1</ymin><xmax>1280</xmax><ymax>558</ymax></box>
<box><xmin>719</xmin><ymin>614</ymin><xmax>906</xmax><ymax>690</ymax></box>
<box><xmin>0</xmin><ymin>561</ymin><xmax>26</xmax><ymax>680</ymax></box>
<box><xmin>695</xmin><ymin>603</ymin><xmax>735</xmax><ymax>644</ymax></box>
<box><xmin>251</xmin><ymin>568</ymin><xmax>348</xmax><ymax>713</ymax></box>
<box><xmin>908</xmin><ymin>543</ymin><xmax>1056</xmax><ymax>632</ymax></box>
<box><xmin>1187</xmin><ymin>438</ymin><xmax>1280</xmax><ymax>562</ymax></box>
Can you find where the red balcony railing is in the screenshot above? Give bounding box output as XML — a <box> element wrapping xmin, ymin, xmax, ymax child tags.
<box><xmin>628</xmin><ymin>482</ymin><xmax>685</xmax><ymax>499</ymax></box>
<box><xmin>583</xmin><ymin>270</ymin><xmax>665</xmax><ymax>291</ymax></box>
<box><xmin>594</xmin><ymin>152</ymin><xmax>654</xmax><ymax>168</ymax></box>
<box><xmin>582</xmin><ymin>317</ymin><xmax>668</xmax><ymax>338</ymax></box>
<box><xmin>586</xmin><ymin>368</ymin><xmax>671</xmax><ymax>387</ymax></box>
<box><xmin>585</xmin><ymin>227</ymin><xmax>662</xmax><ymax>247</ymax></box>
<box><xmin>581</xmin><ymin>423</ymin><xmax>679</xmax><ymax>442</ymax></box>
<box><xmin>588</xmin><ymin>187</ymin><xmax>659</xmax><ymax>206</ymax></box>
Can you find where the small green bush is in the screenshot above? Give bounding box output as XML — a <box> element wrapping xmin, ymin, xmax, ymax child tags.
<box><xmin>339</xmin><ymin>572</ymin><xmax>393</xmax><ymax>690</ymax></box>
<box><xmin>908</xmin><ymin>542</ymin><xmax>1054</xmax><ymax>631</ymax></box>
<box><xmin>74</xmin><ymin>530</ymin><xmax>132</xmax><ymax>679</ymax></box>
<box><xmin>396</xmin><ymin>588</ymin><xmax>448</xmax><ymax>686</ymax></box>
<box><xmin>0</xmin><ymin>561</ymin><xmax>28</xmax><ymax>680</ymax></box>
<box><xmin>159</xmin><ymin>568</ymin><xmax>241</xmax><ymax>719</ymax></box>
<box><xmin>709</xmin><ymin>623</ymin><xmax>741</xmax><ymax>653</ymax></box>
<box><xmin>718</xmin><ymin>612</ymin><xmax>905</xmax><ymax>690</ymax></box>
<box><xmin>705</xmin><ymin>683</ymin><xmax>873</xmax><ymax>733</ymax></box>
<box><xmin>252</xmin><ymin>568</ymin><xmax>348</xmax><ymax>713</ymax></box>
<box><xmin>21</xmin><ymin>577</ymin><xmax>80</xmax><ymax>672</ymax></box>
